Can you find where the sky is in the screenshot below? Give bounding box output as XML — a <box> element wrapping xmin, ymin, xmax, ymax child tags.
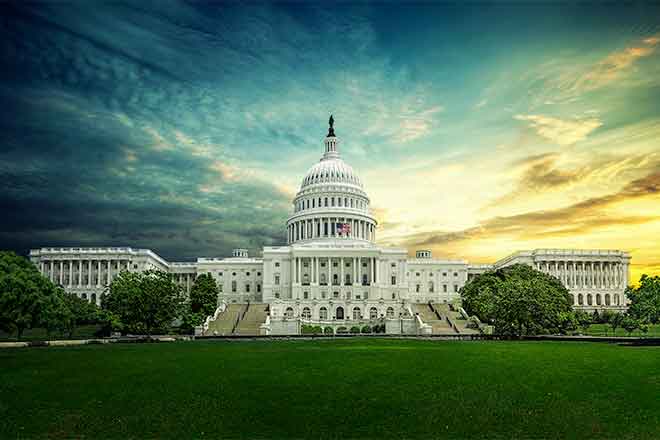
<box><xmin>1</xmin><ymin>1</ymin><xmax>659</xmax><ymax>283</ymax></box>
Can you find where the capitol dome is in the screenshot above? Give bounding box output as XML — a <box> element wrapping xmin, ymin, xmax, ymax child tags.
<box><xmin>300</xmin><ymin>157</ymin><xmax>363</xmax><ymax>190</ymax></box>
<box><xmin>285</xmin><ymin>116</ymin><xmax>377</xmax><ymax>245</ymax></box>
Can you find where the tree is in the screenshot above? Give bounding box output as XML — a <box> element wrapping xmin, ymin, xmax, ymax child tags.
<box><xmin>610</xmin><ymin>312</ymin><xmax>624</xmax><ymax>336</ymax></box>
<box><xmin>575</xmin><ymin>310</ymin><xmax>592</xmax><ymax>334</ymax></box>
<box><xmin>0</xmin><ymin>251</ymin><xmax>56</xmax><ymax>338</ymax></box>
<box><xmin>103</xmin><ymin>270</ymin><xmax>184</xmax><ymax>335</ymax></box>
<box><xmin>40</xmin><ymin>288</ymin><xmax>74</xmax><ymax>337</ymax></box>
<box><xmin>461</xmin><ymin>264</ymin><xmax>572</xmax><ymax>336</ymax></box>
<box><xmin>189</xmin><ymin>273</ymin><xmax>218</xmax><ymax>317</ymax></box>
<box><xmin>626</xmin><ymin>274</ymin><xmax>660</xmax><ymax>324</ymax></box>
<box><xmin>621</xmin><ymin>315</ymin><xmax>641</xmax><ymax>336</ymax></box>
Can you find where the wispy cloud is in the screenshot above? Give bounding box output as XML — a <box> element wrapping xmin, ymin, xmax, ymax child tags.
<box><xmin>514</xmin><ymin>114</ymin><xmax>602</xmax><ymax>146</ymax></box>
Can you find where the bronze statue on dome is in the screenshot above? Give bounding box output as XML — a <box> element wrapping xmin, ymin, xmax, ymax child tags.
<box><xmin>327</xmin><ymin>114</ymin><xmax>335</xmax><ymax>137</ymax></box>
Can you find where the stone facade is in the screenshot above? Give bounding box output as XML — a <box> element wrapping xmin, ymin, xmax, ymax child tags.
<box><xmin>28</xmin><ymin>120</ymin><xmax>632</xmax><ymax>325</ymax></box>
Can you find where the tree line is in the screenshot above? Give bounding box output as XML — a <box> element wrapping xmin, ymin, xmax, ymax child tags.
<box><xmin>0</xmin><ymin>251</ymin><xmax>219</xmax><ymax>339</ymax></box>
<box><xmin>461</xmin><ymin>263</ymin><xmax>660</xmax><ymax>336</ymax></box>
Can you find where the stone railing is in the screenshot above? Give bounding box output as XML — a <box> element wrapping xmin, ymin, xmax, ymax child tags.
<box><xmin>196</xmin><ymin>301</ymin><xmax>227</xmax><ymax>335</ymax></box>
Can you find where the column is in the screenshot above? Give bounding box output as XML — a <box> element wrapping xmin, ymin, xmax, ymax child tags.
<box><xmin>58</xmin><ymin>261</ymin><xmax>63</xmax><ymax>285</ymax></box>
<box><xmin>87</xmin><ymin>260</ymin><xmax>92</xmax><ymax>287</ymax></box>
<box><xmin>107</xmin><ymin>260</ymin><xmax>112</xmax><ymax>285</ymax></box>
<box><xmin>375</xmin><ymin>257</ymin><xmax>378</xmax><ymax>284</ymax></box>
<box><xmin>327</xmin><ymin>257</ymin><xmax>331</xmax><ymax>286</ymax></box>
<box><xmin>77</xmin><ymin>260</ymin><xmax>82</xmax><ymax>286</ymax></box>
<box><xmin>340</xmin><ymin>257</ymin><xmax>344</xmax><ymax>286</ymax></box>
<box><xmin>357</xmin><ymin>256</ymin><xmax>361</xmax><ymax>285</ymax></box>
<box><xmin>353</xmin><ymin>257</ymin><xmax>357</xmax><ymax>285</ymax></box>
<box><xmin>315</xmin><ymin>257</ymin><xmax>320</xmax><ymax>284</ymax></box>
<box><xmin>297</xmin><ymin>257</ymin><xmax>301</xmax><ymax>284</ymax></box>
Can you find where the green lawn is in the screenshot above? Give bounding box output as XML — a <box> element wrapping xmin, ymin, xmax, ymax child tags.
<box><xmin>1</xmin><ymin>339</ymin><xmax>659</xmax><ymax>439</ymax></box>
<box><xmin>581</xmin><ymin>323</ymin><xmax>660</xmax><ymax>337</ymax></box>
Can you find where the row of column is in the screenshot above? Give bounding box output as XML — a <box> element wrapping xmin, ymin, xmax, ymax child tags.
<box><xmin>40</xmin><ymin>259</ymin><xmax>130</xmax><ymax>288</ymax></box>
<box><xmin>291</xmin><ymin>256</ymin><xmax>379</xmax><ymax>286</ymax></box>
<box><xmin>287</xmin><ymin>217</ymin><xmax>374</xmax><ymax>243</ymax></box>
<box><xmin>535</xmin><ymin>260</ymin><xmax>627</xmax><ymax>289</ymax></box>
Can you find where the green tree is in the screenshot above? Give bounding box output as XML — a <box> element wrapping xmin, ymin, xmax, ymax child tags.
<box><xmin>610</xmin><ymin>312</ymin><xmax>624</xmax><ymax>336</ymax></box>
<box><xmin>626</xmin><ymin>274</ymin><xmax>660</xmax><ymax>324</ymax></box>
<box><xmin>461</xmin><ymin>264</ymin><xmax>572</xmax><ymax>336</ymax></box>
<box><xmin>0</xmin><ymin>251</ymin><xmax>56</xmax><ymax>338</ymax></box>
<box><xmin>189</xmin><ymin>273</ymin><xmax>219</xmax><ymax>317</ymax></box>
<box><xmin>621</xmin><ymin>315</ymin><xmax>641</xmax><ymax>336</ymax></box>
<box><xmin>103</xmin><ymin>270</ymin><xmax>184</xmax><ymax>335</ymax></box>
<box><xmin>575</xmin><ymin>310</ymin><xmax>592</xmax><ymax>334</ymax></box>
<box><xmin>40</xmin><ymin>288</ymin><xmax>74</xmax><ymax>337</ymax></box>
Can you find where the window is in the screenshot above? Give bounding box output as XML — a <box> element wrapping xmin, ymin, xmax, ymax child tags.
<box><xmin>275</xmin><ymin>292</ymin><xmax>280</xmax><ymax>299</ymax></box>
<box><xmin>219</xmin><ymin>284</ymin><xmax>223</xmax><ymax>292</ymax></box>
<box><xmin>257</xmin><ymin>284</ymin><xmax>261</xmax><ymax>293</ymax></box>
<box><xmin>416</xmin><ymin>284</ymin><xmax>420</xmax><ymax>293</ymax></box>
<box><xmin>362</xmin><ymin>262</ymin><xmax>367</xmax><ymax>267</ymax></box>
<box><xmin>319</xmin><ymin>307</ymin><xmax>328</xmax><ymax>320</ymax></box>
<box><xmin>275</xmin><ymin>262</ymin><xmax>280</xmax><ymax>267</ymax></box>
<box><xmin>454</xmin><ymin>272</ymin><xmax>458</xmax><ymax>277</ymax></box>
<box><xmin>302</xmin><ymin>307</ymin><xmax>311</xmax><ymax>319</ymax></box>
<box><xmin>416</xmin><ymin>272</ymin><xmax>420</xmax><ymax>277</ymax></box>
<box><xmin>587</xmin><ymin>294</ymin><xmax>593</xmax><ymax>306</ymax></box>
<box><xmin>232</xmin><ymin>281</ymin><xmax>237</xmax><ymax>292</ymax></box>
<box><xmin>133</xmin><ymin>264</ymin><xmax>138</xmax><ymax>269</ymax></box>
<box><xmin>596</xmin><ymin>294</ymin><xmax>602</xmax><ymax>306</ymax></box>
<box><xmin>257</xmin><ymin>272</ymin><xmax>261</xmax><ymax>276</ymax></box>
<box><xmin>391</xmin><ymin>263</ymin><xmax>396</xmax><ymax>267</ymax></box>
<box><xmin>333</xmin><ymin>291</ymin><xmax>339</xmax><ymax>299</ymax></box>
<box><xmin>285</xmin><ymin>307</ymin><xmax>294</xmax><ymax>318</ymax></box>
<box><xmin>333</xmin><ymin>274</ymin><xmax>339</xmax><ymax>285</ymax></box>
<box><xmin>578</xmin><ymin>294</ymin><xmax>583</xmax><ymax>305</ymax></box>
<box><xmin>321</xmin><ymin>262</ymin><xmax>326</xmax><ymax>267</ymax></box>
<box><xmin>345</xmin><ymin>274</ymin><xmax>351</xmax><ymax>285</ymax></box>
<box><xmin>363</xmin><ymin>291</ymin><xmax>368</xmax><ymax>300</ymax></box>
<box><xmin>303</xmin><ymin>291</ymin><xmax>308</xmax><ymax>299</ymax></box>
<box><xmin>352</xmin><ymin>307</ymin><xmax>361</xmax><ymax>320</ymax></box>
<box><xmin>370</xmin><ymin>307</ymin><xmax>378</xmax><ymax>319</ymax></box>
<box><xmin>246</xmin><ymin>272</ymin><xmax>250</xmax><ymax>276</ymax></box>
<box><xmin>386</xmin><ymin>307</ymin><xmax>395</xmax><ymax>318</ymax></box>
<box><xmin>274</xmin><ymin>275</ymin><xmax>280</xmax><ymax>285</ymax></box>
<box><xmin>392</xmin><ymin>293</ymin><xmax>396</xmax><ymax>299</ymax></box>
<box><xmin>207</xmin><ymin>272</ymin><xmax>212</xmax><ymax>277</ymax></box>
<box><xmin>320</xmin><ymin>274</ymin><xmax>327</xmax><ymax>285</ymax></box>
<box><xmin>246</xmin><ymin>284</ymin><xmax>250</xmax><ymax>292</ymax></box>
<box><xmin>429</xmin><ymin>282</ymin><xmax>434</xmax><ymax>292</ymax></box>
<box><xmin>321</xmin><ymin>291</ymin><xmax>326</xmax><ymax>299</ymax></box>
<box><xmin>219</xmin><ymin>272</ymin><xmax>223</xmax><ymax>276</ymax></box>
<box><xmin>333</xmin><ymin>262</ymin><xmax>338</xmax><ymax>267</ymax></box>
<box><xmin>454</xmin><ymin>285</ymin><xmax>458</xmax><ymax>293</ymax></box>
<box><xmin>391</xmin><ymin>275</ymin><xmax>396</xmax><ymax>285</ymax></box>
<box><xmin>232</xmin><ymin>272</ymin><xmax>236</xmax><ymax>276</ymax></box>
<box><xmin>605</xmin><ymin>294</ymin><xmax>611</xmax><ymax>306</ymax></box>
<box><xmin>443</xmin><ymin>272</ymin><xmax>447</xmax><ymax>277</ymax></box>
<box><xmin>82</xmin><ymin>293</ymin><xmax>87</xmax><ymax>299</ymax></box>
<box><xmin>443</xmin><ymin>284</ymin><xmax>447</xmax><ymax>293</ymax></box>
<box><xmin>303</xmin><ymin>261</ymin><xmax>309</xmax><ymax>268</ymax></box>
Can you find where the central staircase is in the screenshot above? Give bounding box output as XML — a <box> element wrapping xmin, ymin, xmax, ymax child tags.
<box><xmin>412</xmin><ymin>303</ymin><xmax>455</xmax><ymax>335</ymax></box>
<box><xmin>205</xmin><ymin>302</ymin><xmax>268</xmax><ymax>336</ymax></box>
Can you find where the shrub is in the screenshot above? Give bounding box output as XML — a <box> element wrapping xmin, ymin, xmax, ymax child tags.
<box><xmin>361</xmin><ymin>325</ymin><xmax>372</xmax><ymax>334</ymax></box>
<box><xmin>312</xmin><ymin>326</ymin><xmax>323</xmax><ymax>334</ymax></box>
<box><xmin>350</xmin><ymin>326</ymin><xmax>361</xmax><ymax>334</ymax></box>
<box><xmin>301</xmin><ymin>324</ymin><xmax>315</xmax><ymax>334</ymax></box>
<box><xmin>336</xmin><ymin>326</ymin><xmax>348</xmax><ymax>334</ymax></box>
<box><xmin>324</xmin><ymin>327</ymin><xmax>334</xmax><ymax>335</ymax></box>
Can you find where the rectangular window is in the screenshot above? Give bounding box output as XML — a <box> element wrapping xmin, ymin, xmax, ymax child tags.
<box><xmin>443</xmin><ymin>284</ymin><xmax>447</xmax><ymax>293</ymax></box>
<box><xmin>257</xmin><ymin>284</ymin><xmax>261</xmax><ymax>292</ymax></box>
<box><xmin>454</xmin><ymin>285</ymin><xmax>458</xmax><ymax>292</ymax></box>
<box><xmin>275</xmin><ymin>275</ymin><xmax>280</xmax><ymax>285</ymax></box>
<box><xmin>246</xmin><ymin>284</ymin><xmax>250</xmax><ymax>292</ymax></box>
<box><xmin>219</xmin><ymin>284</ymin><xmax>223</xmax><ymax>292</ymax></box>
<box><xmin>391</xmin><ymin>275</ymin><xmax>396</xmax><ymax>285</ymax></box>
<box><xmin>275</xmin><ymin>262</ymin><xmax>280</xmax><ymax>267</ymax></box>
<box><xmin>232</xmin><ymin>281</ymin><xmax>237</xmax><ymax>292</ymax></box>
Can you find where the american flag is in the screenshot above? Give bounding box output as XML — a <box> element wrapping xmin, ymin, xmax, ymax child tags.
<box><xmin>336</xmin><ymin>222</ymin><xmax>351</xmax><ymax>235</ymax></box>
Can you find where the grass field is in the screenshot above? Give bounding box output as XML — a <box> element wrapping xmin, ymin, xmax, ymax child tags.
<box><xmin>580</xmin><ymin>323</ymin><xmax>660</xmax><ymax>337</ymax></box>
<box><xmin>1</xmin><ymin>339</ymin><xmax>659</xmax><ymax>439</ymax></box>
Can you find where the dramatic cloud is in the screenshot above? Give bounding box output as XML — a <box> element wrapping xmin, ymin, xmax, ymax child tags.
<box><xmin>514</xmin><ymin>115</ymin><xmax>603</xmax><ymax>146</ymax></box>
<box><xmin>1</xmin><ymin>2</ymin><xmax>659</xmax><ymax>280</ymax></box>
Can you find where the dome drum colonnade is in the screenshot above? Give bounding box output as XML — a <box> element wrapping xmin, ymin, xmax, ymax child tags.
<box><xmin>286</xmin><ymin>117</ymin><xmax>377</xmax><ymax>244</ymax></box>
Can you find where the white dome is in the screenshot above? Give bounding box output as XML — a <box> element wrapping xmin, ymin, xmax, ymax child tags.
<box><xmin>300</xmin><ymin>157</ymin><xmax>363</xmax><ymax>190</ymax></box>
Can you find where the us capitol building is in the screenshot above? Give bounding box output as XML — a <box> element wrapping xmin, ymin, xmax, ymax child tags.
<box><xmin>29</xmin><ymin>118</ymin><xmax>632</xmax><ymax>335</ymax></box>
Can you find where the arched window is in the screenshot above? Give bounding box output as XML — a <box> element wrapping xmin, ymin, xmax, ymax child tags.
<box><xmin>370</xmin><ymin>307</ymin><xmax>378</xmax><ymax>319</ymax></box>
<box><xmin>587</xmin><ymin>294</ymin><xmax>593</xmax><ymax>306</ymax></box>
<box><xmin>302</xmin><ymin>307</ymin><xmax>311</xmax><ymax>319</ymax></box>
<box><xmin>285</xmin><ymin>307</ymin><xmax>294</xmax><ymax>318</ymax></box>
<box><xmin>324</xmin><ymin>197</ymin><xmax>328</xmax><ymax>207</ymax></box>
<box><xmin>614</xmin><ymin>294</ymin><xmax>620</xmax><ymax>306</ymax></box>
<box><xmin>82</xmin><ymin>293</ymin><xmax>87</xmax><ymax>300</ymax></box>
<box><xmin>336</xmin><ymin>306</ymin><xmax>344</xmax><ymax>320</ymax></box>
<box><xmin>352</xmin><ymin>307</ymin><xmax>361</xmax><ymax>320</ymax></box>
<box><xmin>319</xmin><ymin>307</ymin><xmax>328</xmax><ymax>320</ymax></box>
<box><xmin>605</xmin><ymin>294</ymin><xmax>611</xmax><ymax>306</ymax></box>
<box><xmin>386</xmin><ymin>307</ymin><xmax>395</xmax><ymax>318</ymax></box>
<box><xmin>596</xmin><ymin>294</ymin><xmax>602</xmax><ymax>306</ymax></box>
<box><xmin>578</xmin><ymin>293</ymin><xmax>583</xmax><ymax>305</ymax></box>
